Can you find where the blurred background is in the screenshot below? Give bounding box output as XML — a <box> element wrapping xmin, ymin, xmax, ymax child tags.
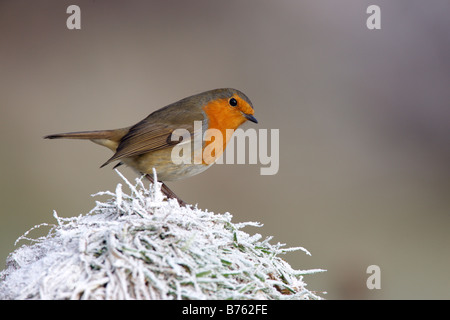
<box><xmin>1</xmin><ymin>0</ymin><xmax>449</xmax><ymax>299</ymax></box>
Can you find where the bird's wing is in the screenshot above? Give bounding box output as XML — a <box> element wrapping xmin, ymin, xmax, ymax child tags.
<box><xmin>101</xmin><ymin>108</ymin><xmax>205</xmax><ymax>167</ymax></box>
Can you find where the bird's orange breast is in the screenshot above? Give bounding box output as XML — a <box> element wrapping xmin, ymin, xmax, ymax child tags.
<box><xmin>201</xmin><ymin>97</ymin><xmax>248</xmax><ymax>164</ymax></box>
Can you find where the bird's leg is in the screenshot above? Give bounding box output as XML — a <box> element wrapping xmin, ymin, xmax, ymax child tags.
<box><xmin>144</xmin><ymin>174</ymin><xmax>187</xmax><ymax>206</ymax></box>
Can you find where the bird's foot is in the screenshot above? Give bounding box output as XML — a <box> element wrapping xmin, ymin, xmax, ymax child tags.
<box><xmin>144</xmin><ymin>174</ymin><xmax>187</xmax><ymax>207</ymax></box>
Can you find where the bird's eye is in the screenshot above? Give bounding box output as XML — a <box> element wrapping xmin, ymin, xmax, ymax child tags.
<box><xmin>229</xmin><ymin>98</ymin><xmax>238</xmax><ymax>107</ymax></box>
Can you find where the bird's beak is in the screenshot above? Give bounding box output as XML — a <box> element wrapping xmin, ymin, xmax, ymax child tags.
<box><xmin>244</xmin><ymin>113</ymin><xmax>258</xmax><ymax>124</ymax></box>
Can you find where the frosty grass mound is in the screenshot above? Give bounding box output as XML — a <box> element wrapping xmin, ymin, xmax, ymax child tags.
<box><xmin>0</xmin><ymin>170</ymin><xmax>324</xmax><ymax>300</ymax></box>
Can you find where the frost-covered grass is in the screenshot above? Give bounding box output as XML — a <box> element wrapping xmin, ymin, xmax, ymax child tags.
<box><xmin>0</xmin><ymin>170</ymin><xmax>325</xmax><ymax>300</ymax></box>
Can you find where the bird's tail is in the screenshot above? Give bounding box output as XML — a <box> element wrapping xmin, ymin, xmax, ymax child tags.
<box><xmin>44</xmin><ymin>128</ymin><xmax>129</xmax><ymax>152</ymax></box>
<box><xmin>44</xmin><ymin>130</ymin><xmax>119</xmax><ymax>140</ymax></box>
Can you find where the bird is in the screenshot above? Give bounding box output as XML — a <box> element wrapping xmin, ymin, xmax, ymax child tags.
<box><xmin>44</xmin><ymin>88</ymin><xmax>257</xmax><ymax>205</ymax></box>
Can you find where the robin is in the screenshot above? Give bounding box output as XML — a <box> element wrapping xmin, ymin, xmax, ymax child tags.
<box><xmin>44</xmin><ymin>88</ymin><xmax>257</xmax><ymax>205</ymax></box>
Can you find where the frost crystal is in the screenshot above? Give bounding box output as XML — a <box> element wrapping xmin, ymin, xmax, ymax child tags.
<box><xmin>0</xmin><ymin>170</ymin><xmax>324</xmax><ymax>300</ymax></box>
